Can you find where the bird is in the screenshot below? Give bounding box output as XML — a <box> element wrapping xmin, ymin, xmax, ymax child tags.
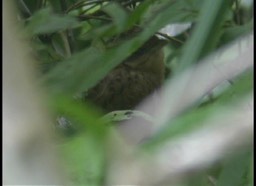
<box><xmin>85</xmin><ymin>33</ymin><xmax>167</xmax><ymax>113</ymax></box>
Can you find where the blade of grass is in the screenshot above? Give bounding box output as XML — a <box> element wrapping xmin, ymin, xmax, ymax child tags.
<box><xmin>141</xmin><ymin>70</ymin><xmax>253</xmax><ymax>150</ymax></box>
<box><xmin>176</xmin><ymin>0</ymin><xmax>232</xmax><ymax>73</ymax></box>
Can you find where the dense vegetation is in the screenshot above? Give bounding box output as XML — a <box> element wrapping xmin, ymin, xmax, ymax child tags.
<box><xmin>16</xmin><ymin>0</ymin><xmax>253</xmax><ymax>185</ymax></box>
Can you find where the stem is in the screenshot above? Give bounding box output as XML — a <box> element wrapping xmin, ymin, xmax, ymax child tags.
<box><xmin>60</xmin><ymin>31</ymin><xmax>72</xmax><ymax>57</ymax></box>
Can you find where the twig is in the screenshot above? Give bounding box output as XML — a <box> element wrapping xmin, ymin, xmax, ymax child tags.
<box><xmin>65</xmin><ymin>0</ymin><xmax>109</xmax><ymax>13</ymax></box>
<box><xmin>156</xmin><ymin>32</ymin><xmax>184</xmax><ymax>44</ymax></box>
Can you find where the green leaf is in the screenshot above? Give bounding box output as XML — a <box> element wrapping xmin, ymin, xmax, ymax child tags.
<box><xmin>212</xmin><ymin>69</ymin><xmax>253</xmax><ymax>106</ymax></box>
<box><xmin>143</xmin><ymin>0</ymin><xmax>198</xmax><ymax>28</ymax></box>
<box><xmin>42</xmin><ymin>1</ymin><xmax>204</xmax><ymax>96</ymax></box>
<box><xmin>216</xmin><ymin>150</ymin><xmax>252</xmax><ymax>186</ymax></box>
<box><xmin>220</xmin><ymin>20</ymin><xmax>253</xmax><ymax>46</ymax></box>
<box><xmin>42</xmin><ymin>36</ymin><xmax>142</xmax><ymax>95</ymax></box>
<box><xmin>59</xmin><ymin>135</ymin><xmax>106</xmax><ymax>185</ymax></box>
<box><xmin>26</xmin><ymin>8</ymin><xmax>80</xmax><ymax>35</ymax></box>
<box><xmin>176</xmin><ymin>0</ymin><xmax>232</xmax><ymax>73</ymax></box>
<box><xmin>142</xmin><ymin>70</ymin><xmax>253</xmax><ymax>150</ymax></box>
<box><xmin>103</xmin><ymin>3</ymin><xmax>128</xmax><ymax>31</ymax></box>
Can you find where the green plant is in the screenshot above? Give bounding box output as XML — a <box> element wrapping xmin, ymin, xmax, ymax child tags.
<box><xmin>16</xmin><ymin>0</ymin><xmax>253</xmax><ymax>185</ymax></box>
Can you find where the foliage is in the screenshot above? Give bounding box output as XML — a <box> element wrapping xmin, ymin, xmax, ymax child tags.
<box><xmin>16</xmin><ymin>0</ymin><xmax>253</xmax><ymax>185</ymax></box>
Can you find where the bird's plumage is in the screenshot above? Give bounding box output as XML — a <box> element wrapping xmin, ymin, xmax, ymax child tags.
<box><xmin>85</xmin><ymin>35</ymin><xmax>167</xmax><ymax>112</ymax></box>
